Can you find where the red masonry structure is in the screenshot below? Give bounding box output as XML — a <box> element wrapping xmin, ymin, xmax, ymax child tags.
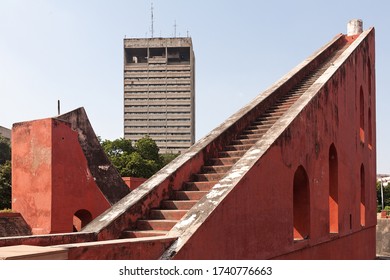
<box><xmin>0</xmin><ymin>21</ymin><xmax>377</xmax><ymax>260</ymax></box>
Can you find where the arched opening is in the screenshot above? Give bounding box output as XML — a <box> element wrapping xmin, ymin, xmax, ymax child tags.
<box><xmin>293</xmin><ymin>165</ymin><xmax>310</xmax><ymax>240</ymax></box>
<box><xmin>359</xmin><ymin>87</ymin><xmax>365</xmax><ymax>143</ymax></box>
<box><xmin>329</xmin><ymin>144</ymin><xmax>339</xmax><ymax>233</ymax></box>
<box><xmin>368</xmin><ymin>108</ymin><xmax>372</xmax><ymax>149</ymax></box>
<box><xmin>360</xmin><ymin>164</ymin><xmax>366</xmax><ymax>227</ymax></box>
<box><xmin>73</xmin><ymin>209</ymin><xmax>93</xmax><ymax>232</ymax></box>
<box><xmin>368</xmin><ymin>57</ymin><xmax>372</xmax><ymax>98</ymax></box>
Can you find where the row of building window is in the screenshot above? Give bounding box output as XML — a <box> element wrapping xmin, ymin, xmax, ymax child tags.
<box><xmin>125</xmin><ymin>125</ymin><xmax>190</xmax><ymax>129</ymax></box>
<box><xmin>125</xmin><ymin>83</ymin><xmax>191</xmax><ymax>87</ymax></box>
<box><xmin>125</xmin><ymin>118</ymin><xmax>191</xmax><ymax>122</ymax></box>
<box><xmin>125</xmin><ymin>76</ymin><xmax>190</xmax><ymax>81</ymax></box>
<box><xmin>125</xmin><ymin>69</ymin><xmax>190</xmax><ymax>73</ymax></box>
<box><xmin>125</xmin><ymin>135</ymin><xmax>191</xmax><ymax>142</ymax></box>
<box><xmin>125</xmin><ymin>111</ymin><xmax>190</xmax><ymax>115</ymax></box>
<box><xmin>125</xmin><ymin>104</ymin><xmax>191</xmax><ymax>108</ymax></box>
<box><xmin>124</xmin><ymin>90</ymin><xmax>191</xmax><ymax>94</ymax></box>
<box><xmin>125</xmin><ymin>97</ymin><xmax>191</xmax><ymax>101</ymax></box>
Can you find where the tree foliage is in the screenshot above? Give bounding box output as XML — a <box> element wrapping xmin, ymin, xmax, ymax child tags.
<box><xmin>101</xmin><ymin>136</ymin><xmax>178</xmax><ymax>178</ymax></box>
<box><xmin>0</xmin><ymin>136</ymin><xmax>11</xmax><ymax>165</ymax></box>
<box><xmin>376</xmin><ymin>180</ymin><xmax>390</xmax><ymax>212</ymax></box>
<box><xmin>0</xmin><ymin>136</ymin><xmax>11</xmax><ymax>209</ymax></box>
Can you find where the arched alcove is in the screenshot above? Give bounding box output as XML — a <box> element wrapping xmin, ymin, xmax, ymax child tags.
<box><xmin>359</xmin><ymin>86</ymin><xmax>365</xmax><ymax>143</ymax></box>
<box><xmin>329</xmin><ymin>144</ymin><xmax>339</xmax><ymax>233</ymax></box>
<box><xmin>293</xmin><ymin>165</ymin><xmax>310</xmax><ymax>240</ymax></box>
<box><xmin>360</xmin><ymin>164</ymin><xmax>366</xmax><ymax>227</ymax></box>
<box><xmin>73</xmin><ymin>209</ymin><xmax>93</xmax><ymax>232</ymax></box>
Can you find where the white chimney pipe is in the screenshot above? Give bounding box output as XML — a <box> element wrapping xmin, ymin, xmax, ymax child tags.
<box><xmin>347</xmin><ymin>19</ymin><xmax>363</xmax><ymax>36</ymax></box>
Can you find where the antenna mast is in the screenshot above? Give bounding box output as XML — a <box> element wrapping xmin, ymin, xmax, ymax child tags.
<box><xmin>174</xmin><ymin>20</ymin><xmax>177</xmax><ymax>37</ymax></box>
<box><xmin>150</xmin><ymin>2</ymin><xmax>154</xmax><ymax>38</ymax></box>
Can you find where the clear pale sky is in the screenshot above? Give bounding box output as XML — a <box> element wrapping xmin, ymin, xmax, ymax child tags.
<box><xmin>1</xmin><ymin>0</ymin><xmax>389</xmax><ymax>173</ymax></box>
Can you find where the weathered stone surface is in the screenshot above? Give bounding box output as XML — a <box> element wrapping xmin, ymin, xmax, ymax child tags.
<box><xmin>0</xmin><ymin>213</ymin><xmax>31</xmax><ymax>237</ymax></box>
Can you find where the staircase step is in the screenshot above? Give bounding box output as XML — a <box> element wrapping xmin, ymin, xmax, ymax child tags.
<box><xmin>243</xmin><ymin>128</ymin><xmax>269</xmax><ymax>135</ymax></box>
<box><xmin>231</xmin><ymin>138</ymin><xmax>258</xmax><ymax>145</ymax></box>
<box><xmin>250</xmin><ymin>120</ymin><xmax>275</xmax><ymax>126</ymax></box>
<box><xmin>202</xmin><ymin>165</ymin><xmax>232</xmax><ymax>173</ymax></box>
<box><xmin>173</xmin><ymin>190</ymin><xmax>208</xmax><ymax>200</ymax></box>
<box><xmin>263</xmin><ymin>111</ymin><xmax>284</xmax><ymax>118</ymax></box>
<box><xmin>255</xmin><ymin>116</ymin><xmax>280</xmax><ymax>122</ymax></box>
<box><xmin>161</xmin><ymin>200</ymin><xmax>198</xmax><ymax>210</ymax></box>
<box><xmin>183</xmin><ymin>181</ymin><xmax>216</xmax><ymax>191</ymax></box>
<box><xmin>122</xmin><ymin>230</ymin><xmax>168</xmax><ymax>238</ymax></box>
<box><xmin>194</xmin><ymin>172</ymin><xmax>224</xmax><ymax>181</ymax></box>
<box><xmin>218</xmin><ymin>150</ymin><xmax>247</xmax><ymax>158</ymax></box>
<box><xmin>266</xmin><ymin>107</ymin><xmax>288</xmax><ymax>114</ymax></box>
<box><xmin>245</xmin><ymin>126</ymin><xmax>270</xmax><ymax>132</ymax></box>
<box><xmin>225</xmin><ymin>144</ymin><xmax>253</xmax><ymax>151</ymax></box>
<box><xmin>238</xmin><ymin>133</ymin><xmax>264</xmax><ymax>140</ymax></box>
<box><xmin>150</xmin><ymin>209</ymin><xmax>188</xmax><ymax>220</ymax></box>
<box><xmin>208</xmin><ymin>156</ymin><xmax>240</xmax><ymax>165</ymax></box>
<box><xmin>137</xmin><ymin>219</ymin><xmax>178</xmax><ymax>231</ymax></box>
<box><xmin>276</xmin><ymin>100</ymin><xmax>296</xmax><ymax>106</ymax></box>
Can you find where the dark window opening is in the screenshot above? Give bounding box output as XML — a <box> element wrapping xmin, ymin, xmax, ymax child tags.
<box><xmin>167</xmin><ymin>47</ymin><xmax>190</xmax><ymax>64</ymax></box>
<box><xmin>125</xmin><ymin>48</ymin><xmax>148</xmax><ymax>64</ymax></box>
<box><xmin>149</xmin><ymin>47</ymin><xmax>166</xmax><ymax>58</ymax></box>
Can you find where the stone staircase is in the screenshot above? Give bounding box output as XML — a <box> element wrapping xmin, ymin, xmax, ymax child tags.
<box><xmin>120</xmin><ymin>40</ymin><xmax>351</xmax><ymax>240</ymax></box>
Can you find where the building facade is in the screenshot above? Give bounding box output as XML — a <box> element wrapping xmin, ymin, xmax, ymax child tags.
<box><xmin>123</xmin><ymin>37</ymin><xmax>195</xmax><ymax>154</ymax></box>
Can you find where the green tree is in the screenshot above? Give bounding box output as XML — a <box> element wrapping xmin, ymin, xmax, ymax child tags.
<box><xmin>101</xmin><ymin>137</ymin><xmax>134</xmax><ymax>157</ymax></box>
<box><xmin>0</xmin><ymin>161</ymin><xmax>11</xmax><ymax>209</ymax></box>
<box><xmin>135</xmin><ymin>136</ymin><xmax>160</xmax><ymax>162</ymax></box>
<box><xmin>0</xmin><ymin>136</ymin><xmax>11</xmax><ymax>165</ymax></box>
<box><xmin>376</xmin><ymin>180</ymin><xmax>390</xmax><ymax>212</ymax></box>
<box><xmin>101</xmin><ymin>136</ymin><xmax>179</xmax><ymax>179</ymax></box>
<box><xmin>0</xmin><ymin>136</ymin><xmax>11</xmax><ymax>209</ymax></box>
<box><xmin>161</xmin><ymin>153</ymin><xmax>179</xmax><ymax>166</ymax></box>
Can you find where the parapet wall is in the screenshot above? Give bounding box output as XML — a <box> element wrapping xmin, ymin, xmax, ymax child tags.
<box><xmin>0</xmin><ymin>213</ymin><xmax>31</xmax><ymax>237</ymax></box>
<box><xmin>376</xmin><ymin>218</ymin><xmax>390</xmax><ymax>257</ymax></box>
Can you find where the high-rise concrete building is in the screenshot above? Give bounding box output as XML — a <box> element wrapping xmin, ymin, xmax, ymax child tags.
<box><xmin>123</xmin><ymin>37</ymin><xmax>195</xmax><ymax>154</ymax></box>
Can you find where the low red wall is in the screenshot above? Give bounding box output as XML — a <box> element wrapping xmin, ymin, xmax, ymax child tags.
<box><xmin>122</xmin><ymin>177</ymin><xmax>147</xmax><ymax>190</ymax></box>
<box><xmin>0</xmin><ymin>212</ymin><xmax>31</xmax><ymax>237</ymax></box>
<box><xmin>59</xmin><ymin>237</ymin><xmax>177</xmax><ymax>260</ymax></box>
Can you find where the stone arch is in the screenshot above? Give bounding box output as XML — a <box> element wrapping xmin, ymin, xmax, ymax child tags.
<box><xmin>359</xmin><ymin>86</ymin><xmax>365</xmax><ymax>143</ymax></box>
<box><xmin>360</xmin><ymin>164</ymin><xmax>366</xmax><ymax>227</ymax></box>
<box><xmin>293</xmin><ymin>165</ymin><xmax>310</xmax><ymax>240</ymax></box>
<box><xmin>329</xmin><ymin>144</ymin><xmax>339</xmax><ymax>233</ymax></box>
<box><xmin>73</xmin><ymin>209</ymin><xmax>93</xmax><ymax>232</ymax></box>
<box><xmin>368</xmin><ymin>108</ymin><xmax>372</xmax><ymax>148</ymax></box>
<box><xmin>368</xmin><ymin>57</ymin><xmax>372</xmax><ymax>98</ymax></box>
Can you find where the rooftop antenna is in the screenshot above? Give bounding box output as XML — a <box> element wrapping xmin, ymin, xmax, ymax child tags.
<box><xmin>150</xmin><ymin>2</ymin><xmax>154</xmax><ymax>38</ymax></box>
<box><xmin>174</xmin><ymin>20</ymin><xmax>177</xmax><ymax>37</ymax></box>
